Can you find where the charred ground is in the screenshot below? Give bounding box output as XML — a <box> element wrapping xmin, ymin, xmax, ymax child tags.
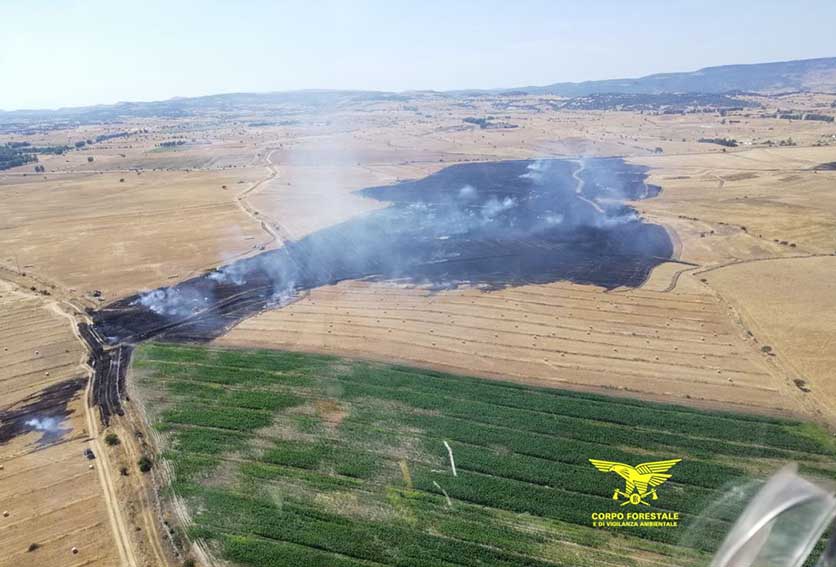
<box><xmin>0</xmin><ymin>377</ymin><xmax>86</xmax><ymax>445</ymax></box>
<box><xmin>87</xmin><ymin>157</ymin><xmax>673</xmax><ymax>423</ymax></box>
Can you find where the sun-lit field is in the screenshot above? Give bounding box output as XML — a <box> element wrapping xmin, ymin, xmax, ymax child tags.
<box><xmin>218</xmin><ymin>278</ymin><xmax>797</xmax><ymax>415</ymax></box>
<box><xmin>2</xmin><ymin>83</ymin><xmax>836</xmax><ymax>567</ymax></box>
<box><xmin>133</xmin><ymin>343</ymin><xmax>835</xmax><ymax>567</ymax></box>
<box><xmin>0</xmin><ymin>281</ymin><xmax>120</xmax><ymax>567</ymax></box>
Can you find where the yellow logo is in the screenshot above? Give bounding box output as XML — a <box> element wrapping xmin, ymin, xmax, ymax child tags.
<box><xmin>589</xmin><ymin>459</ymin><xmax>681</xmax><ymax>506</ymax></box>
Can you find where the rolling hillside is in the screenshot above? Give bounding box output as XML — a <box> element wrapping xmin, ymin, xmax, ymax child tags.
<box><xmin>516</xmin><ymin>57</ymin><xmax>836</xmax><ymax>96</ymax></box>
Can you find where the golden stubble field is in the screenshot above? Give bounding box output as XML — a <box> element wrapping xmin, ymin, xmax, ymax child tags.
<box><xmin>1</xmin><ymin>93</ymin><xmax>835</xmax><ymax>566</ymax></box>
<box><xmin>0</xmin><ymin>280</ymin><xmax>119</xmax><ymax>567</ymax></box>
<box><xmin>217</xmin><ymin>104</ymin><xmax>836</xmax><ymax>425</ymax></box>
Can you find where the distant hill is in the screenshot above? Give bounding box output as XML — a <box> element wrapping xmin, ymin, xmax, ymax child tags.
<box><xmin>513</xmin><ymin>57</ymin><xmax>836</xmax><ymax>96</ymax></box>
<box><xmin>2</xmin><ymin>56</ymin><xmax>835</xmax><ymax>125</ymax></box>
<box><xmin>0</xmin><ymin>90</ymin><xmax>406</xmax><ymax>121</ymax></box>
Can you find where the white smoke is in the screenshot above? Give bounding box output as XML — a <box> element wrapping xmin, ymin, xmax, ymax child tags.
<box><xmin>208</xmin><ymin>223</ymin><xmax>249</xmax><ymax>285</ymax></box>
<box><xmin>519</xmin><ymin>159</ymin><xmax>549</xmax><ymax>182</ymax></box>
<box><xmin>209</xmin><ymin>264</ymin><xmax>248</xmax><ymax>286</ymax></box>
<box><xmin>25</xmin><ymin>417</ymin><xmax>61</xmax><ymax>431</ymax></box>
<box><xmin>458</xmin><ymin>184</ymin><xmax>476</xmax><ymax>199</ymax></box>
<box><xmin>268</xmin><ymin>282</ymin><xmax>297</xmax><ymax>308</ymax></box>
<box><xmin>135</xmin><ymin>287</ymin><xmax>208</xmax><ymax>317</ymax></box>
<box><xmin>481</xmin><ymin>197</ymin><xmax>516</xmax><ymax>222</ymax></box>
<box><xmin>596</xmin><ymin>209</ymin><xmax>639</xmax><ymax>227</ymax></box>
<box><xmin>123</xmin><ymin>156</ymin><xmax>663</xmax><ymax>330</ymax></box>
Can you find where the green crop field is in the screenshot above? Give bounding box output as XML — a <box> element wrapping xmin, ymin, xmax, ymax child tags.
<box><xmin>132</xmin><ymin>343</ymin><xmax>835</xmax><ymax>567</ymax></box>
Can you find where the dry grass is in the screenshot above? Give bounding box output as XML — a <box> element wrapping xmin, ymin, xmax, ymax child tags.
<box><xmin>217</xmin><ymin>278</ymin><xmax>798</xmax><ymax>416</ymax></box>
<box><xmin>0</xmin><ymin>168</ymin><xmax>267</xmax><ymax>301</ymax></box>
<box><xmin>0</xmin><ymin>281</ymin><xmax>119</xmax><ymax>567</ymax></box>
<box><xmin>2</xmin><ymin>91</ymin><xmax>836</xmax><ymax>566</ymax></box>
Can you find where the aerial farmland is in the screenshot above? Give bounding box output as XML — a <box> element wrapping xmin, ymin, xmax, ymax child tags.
<box><xmin>1</xmin><ymin>11</ymin><xmax>836</xmax><ymax>565</ymax></box>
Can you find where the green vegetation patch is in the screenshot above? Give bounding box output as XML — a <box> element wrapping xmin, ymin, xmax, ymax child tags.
<box><xmin>135</xmin><ymin>343</ymin><xmax>835</xmax><ymax>567</ymax></box>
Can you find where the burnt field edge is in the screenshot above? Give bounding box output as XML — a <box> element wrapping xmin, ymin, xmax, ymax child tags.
<box><xmin>81</xmin><ymin>157</ymin><xmax>677</xmax><ymax>424</ymax></box>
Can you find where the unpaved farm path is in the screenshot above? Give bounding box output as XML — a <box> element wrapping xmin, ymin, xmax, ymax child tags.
<box><xmin>59</xmin><ymin>305</ymin><xmax>140</xmax><ymax>567</ymax></box>
<box><xmin>572</xmin><ymin>160</ymin><xmax>605</xmax><ymax>214</ymax></box>
<box><xmin>177</xmin><ymin>147</ymin><xmax>292</xmax><ymax>284</ymax></box>
<box><xmin>234</xmin><ymin>149</ymin><xmax>292</xmax><ymax>245</ymax></box>
<box><xmin>26</xmin><ymin>282</ymin><xmax>167</xmax><ymax>566</ymax></box>
<box><xmin>76</xmin><ymin>311</ymin><xmax>169</xmax><ymax>567</ymax></box>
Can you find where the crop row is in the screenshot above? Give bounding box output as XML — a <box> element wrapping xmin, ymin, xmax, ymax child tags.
<box><xmin>409</xmin><ymin>466</ymin><xmax>726</xmax><ymax>552</ymax></box>
<box><xmin>141</xmin><ymin>343</ymin><xmax>829</xmax><ymax>455</ymax></box>
<box><xmin>333</xmin><ymin>377</ymin><xmax>800</xmax><ymax>461</ymax></box>
<box><xmin>141</xmin><ymin>345</ymin><xmax>834</xmax><ymax>567</ymax></box>
<box><xmin>443</xmin><ymin>443</ymin><xmax>743</xmax><ymax>522</ymax></box>
<box><xmin>191</xmin><ymin>487</ymin><xmax>572</xmax><ymax>567</ymax></box>
<box><xmin>165</xmin><ymin>379</ymin><xmax>302</xmax><ymax>411</ymax></box>
<box><xmin>262</xmin><ymin>439</ymin><xmax>381</xmax><ymax>479</ymax></box>
<box><xmin>163</xmin><ymin>405</ymin><xmax>275</xmax><ymax>432</ymax></box>
<box><xmin>341</xmin><ymin>364</ymin><xmax>827</xmax><ymax>454</ymax></box>
<box><xmin>165</xmin><ymin>417</ymin><xmax>738</xmax><ymax>541</ymax></box>
<box><xmin>136</xmin><ymin>343</ymin><xmax>334</xmax><ymax>375</ymax></box>
<box><xmin>332</xmin><ymin>385</ymin><xmax>745</xmax><ymax>491</ymax></box>
<box><xmin>135</xmin><ymin>357</ymin><xmax>313</xmax><ymax>388</ymax></box>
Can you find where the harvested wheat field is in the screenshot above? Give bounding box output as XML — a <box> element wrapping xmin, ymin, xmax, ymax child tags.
<box><xmin>2</xmin><ymin>53</ymin><xmax>836</xmax><ymax>566</ymax></box>
<box><xmin>634</xmin><ymin>146</ymin><xmax>836</xmax><ymax>259</ymax></box>
<box><xmin>703</xmin><ymin>256</ymin><xmax>836</xmax><ymax>421</ymax></box>
<box><xmin>217</xmin><ymin>278</ymin><xmax>798</xmax><ymax>416</ymax></box>
<box><xmin>0</xmin><ymin>166</ymin><xmax>269</xmax><ymax>302</ymax></box>
<box><xmin>0</xmin><ymin>281</ymin><xmax>120</xmax><ymax>567</ymax></box>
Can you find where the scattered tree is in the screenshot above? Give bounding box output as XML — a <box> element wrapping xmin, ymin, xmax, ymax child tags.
<box><xmin>698</xmin><ymin>137</ymin><xmax>738</xmax><ymax>147</ymax></box>
<box><xmin>138</xmin><ymin>455</ymin><xmax>153</xmax><ymax>473</ymax></box>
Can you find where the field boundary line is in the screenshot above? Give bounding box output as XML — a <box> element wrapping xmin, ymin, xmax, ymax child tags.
<box><xmin>242</xmin><ymin>320</ymin><xmax>772</xmax><ymax>382</ymax></box>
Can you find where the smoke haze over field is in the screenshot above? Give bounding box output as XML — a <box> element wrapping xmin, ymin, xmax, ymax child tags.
<box><xmin>100</xmin><ymin>158</ymin><xmax>672</xmax><ymax>343</ymax></box>
<box><xmin>0</xmin><ymin>379</ymin><xmax>84</xmax><ymax>445</ymax></box>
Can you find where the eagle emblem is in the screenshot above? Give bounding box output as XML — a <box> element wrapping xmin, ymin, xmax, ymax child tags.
<box><xmin>589</xmin><ymin>458</ymin><xmax>681</xmax><ymax>506</ymax></box>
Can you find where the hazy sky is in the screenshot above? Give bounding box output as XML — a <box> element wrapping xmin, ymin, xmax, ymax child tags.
<box><xmin>3</xmin><ymin>0</ymin><xmax>836</xmax><ymax>110</ymax></box>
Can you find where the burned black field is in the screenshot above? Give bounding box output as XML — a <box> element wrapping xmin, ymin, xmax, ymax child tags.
<box><xmin>87</xmin><ymin>158</ymin><xmax>673</xmax><ymax>422</ymax></box>
<box><xmin>0</xmin><ymin>377</ymin><xmax>85</xmax><ymax>445</ymax></box>
<box><xmin>95</xmin><ymin>158</ymin><xmax>671</xmax><ymax>342</ymax></box>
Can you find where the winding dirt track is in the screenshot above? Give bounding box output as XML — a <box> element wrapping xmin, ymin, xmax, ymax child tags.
<box><xmin>233</xmin><ymin>149</ymin><xmax>288</xmax><ymax>244</ymax></box>
<box><xmin>0</xmin><ymin>283</ymin><xmax>122</xmax><ymax>567</ymax></box>
<box><xmin>54</xmin><ymin>304</ymin><xmax>139</xmax><ymax>567</ymax></box>
<box><xmin>572</xmin><ymin>160</ymin><xmax>605</xmax><ymax>214</ymax></box>
<box><xmin>82</xmin><ymin>396</ymin><xmax>136</xmax><ymax>567</ymax></box>
<box><xmin>67</xmin><ymin>147</ymin><xmax>291</xmax><ymax>566</ymax></box>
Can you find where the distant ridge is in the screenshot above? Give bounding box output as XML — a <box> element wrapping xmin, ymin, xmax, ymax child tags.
<box><xmin>2</xmin><ymin>56</ymin><xmax>835</xmax><ymax>121</ymax></box>
<box><xmin>510</xmin><ymin>57</ymin><xmax>836</xmax><ymax>96</ymax></box>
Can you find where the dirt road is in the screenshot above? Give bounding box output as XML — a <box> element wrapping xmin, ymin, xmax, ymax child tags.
<box><xmin>68</xmin><ymin>309</ymin><xmax>138</xmax><ymax>567</ymax></box>
<box><xmin>572</xmin><ymin>159</ymin><xmax>605</xmax><ymax>214</ymax></box>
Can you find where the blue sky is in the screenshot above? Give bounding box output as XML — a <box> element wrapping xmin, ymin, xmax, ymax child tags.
<box><xmin>2</xmin><ymin>0</ymin><xmax>836</xmax><ymax>110</ymax></box>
